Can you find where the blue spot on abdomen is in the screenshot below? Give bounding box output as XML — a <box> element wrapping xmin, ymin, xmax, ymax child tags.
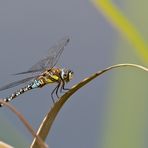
<box><xmin>31</xmin><ymin>80</ymin><xmax>41</xmax><ymax>88</ymax></box>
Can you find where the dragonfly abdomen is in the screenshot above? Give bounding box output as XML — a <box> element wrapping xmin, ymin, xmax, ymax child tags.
<box><xmin>0</xmin><ymin>79</ymin><xmax>42</xmax><ymax>107</ymax></box>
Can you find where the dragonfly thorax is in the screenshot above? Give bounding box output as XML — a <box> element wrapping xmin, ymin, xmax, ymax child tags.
<box><xmin>38</xmin><ymin>68</ymin><xmax>73</xmax><ymax>85</ymax></box>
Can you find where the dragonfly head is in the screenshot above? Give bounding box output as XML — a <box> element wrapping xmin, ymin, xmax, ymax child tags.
<box><xmin>61</xmin><ymin>68</ymin><xmax>74</xmax><ymax>83</ymax></box>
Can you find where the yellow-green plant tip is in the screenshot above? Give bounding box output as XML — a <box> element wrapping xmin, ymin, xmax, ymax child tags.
<box><xmin>91</xmin><ymin>0</ymin><xmax>148</xmax><ymax>63</ymax></box>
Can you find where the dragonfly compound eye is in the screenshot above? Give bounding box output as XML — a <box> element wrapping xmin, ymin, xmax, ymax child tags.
<box><xmin>68</xmin><ymin>71</ymin><xmax>73</xmax><ymax>80</ymax></box>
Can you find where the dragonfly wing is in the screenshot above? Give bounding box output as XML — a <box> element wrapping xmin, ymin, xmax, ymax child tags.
<box><xmin>45</xmin><ymin>36</ymin><xmax>70</xmax><ymax>69</ymax></box>
<box><xmin>14</xmin><ymin>36</ymin><xmax>70</xmax><ymax>75</ymax></box>
<box><xmin>13</xmin><ymin>57</ymin><xmax>51</xmax><ymax>75</ymax></box>
<box><xmin>0</xmin><ymin>76</ymin><xmax>36</xmax><ymax>91</ymax></box>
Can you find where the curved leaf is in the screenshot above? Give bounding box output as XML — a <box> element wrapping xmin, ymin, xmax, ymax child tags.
<box><xmin>31</xmin><ymin>63</ymin><xmax>148</xmax><ymax>148</ymax></box>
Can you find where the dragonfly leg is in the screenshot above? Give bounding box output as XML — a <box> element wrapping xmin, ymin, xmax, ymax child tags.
<box><xmin>55</xmin><ymin>82</ymin><xmax>61</xmax><ymax>99</ymax></box>
<box><xmin>51</xmin><ymin>82</ymin><xmax>60</xmax><ymax>103</ymax></box>
<box><xmin>60</xmin><ymin>80</ymin><xmax>70</xmax><ymax>93</ymax></box>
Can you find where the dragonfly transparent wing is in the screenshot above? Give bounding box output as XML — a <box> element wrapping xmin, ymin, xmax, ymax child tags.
<box><xmin>0</xmin><ymin>76</ymin><xmax>36</xmax><ymax>91</ymax></box>
<box><xmin>14</xmin><ymin>37</ymin><xmax>70</xmax><ymax>75</ymax></box>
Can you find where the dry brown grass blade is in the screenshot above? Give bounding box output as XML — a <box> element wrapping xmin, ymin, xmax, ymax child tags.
<box><xmin>31</xmin><ymin>63</ymin><xmax>148</xmax><ymax>148</ymax></box>
<box><xmin>0</xmin><ymin>100</ymin><xmax>48</xmax><ymax>148</ymax></box>
<box><xmin>0</xmin><ymin>141</ymin><xmax>14</xmax><ymax>148</ymax></box>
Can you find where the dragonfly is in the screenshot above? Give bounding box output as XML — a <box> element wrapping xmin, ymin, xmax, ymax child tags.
<box><xmin>0</xmin><ymin>37</ymin><xmax>73</xmax><ymax>107</ymax></box>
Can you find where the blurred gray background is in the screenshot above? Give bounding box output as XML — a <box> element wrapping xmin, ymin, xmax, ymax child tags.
<box><xmin>0</xmin><ymin>0</ymin><xmax>117</xmax><ymax>148</ymax></box>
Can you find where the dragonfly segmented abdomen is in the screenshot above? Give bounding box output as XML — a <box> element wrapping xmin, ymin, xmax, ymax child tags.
<box><xmin>0</xmin><ymin>79</ymin><xmax>42</xmax><ymax>107</ymax></box>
